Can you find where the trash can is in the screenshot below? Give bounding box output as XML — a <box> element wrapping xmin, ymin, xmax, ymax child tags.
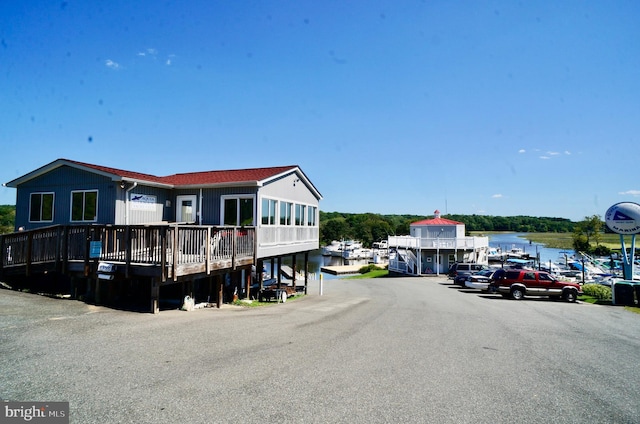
<box><xmin>613</xmin><ymin>282</ymin><xmax>635</xmax><ymax>306</ymax></box>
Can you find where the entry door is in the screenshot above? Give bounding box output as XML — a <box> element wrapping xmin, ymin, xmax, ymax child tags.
<box><xmin>176</xmin><ymin>195</ymin><xmax>197</xmax><ymax>223</ymax></box>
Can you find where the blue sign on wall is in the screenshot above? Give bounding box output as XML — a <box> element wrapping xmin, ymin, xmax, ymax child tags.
<box><xmin>89</xmin><ymin>241</ymin><xmax>102</xmax><ymax>258</ymax></box>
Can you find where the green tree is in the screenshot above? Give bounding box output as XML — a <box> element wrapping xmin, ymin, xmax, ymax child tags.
<box><xmin>572</xmin><ymin>215</ymin><xmax>604</xmax><ymax>253</ymax></box>
<box><xmin>0</xmin><ymin>205</ymin><xmax>16</xmax><ymax>234</ymax></box>
<box><xmin>320</xmin><ymin>217</ymin><xmax>352</xmax><ymax>244</ymax></box>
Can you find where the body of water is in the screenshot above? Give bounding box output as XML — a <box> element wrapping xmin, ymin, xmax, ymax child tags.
<box><xmin>269</xmin><ymin>233</ymin><xmax>575</xmax><ymax>280</ymax></box>
<box><xmin>488</xmin><ymin>232</ymin><xmax>574</xmax><ymax>265</ymax></box>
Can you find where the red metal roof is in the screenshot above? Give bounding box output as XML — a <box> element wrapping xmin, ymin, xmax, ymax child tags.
<box><xmin>163</xmin><ymin>166</ymin><xmax>296</xmax><ymax>186</ymax></box>
<box><xmin>411</xmin><ymin>217</ymin><xmax>463</xmax><ymax>226</ymax></box>
<box><xmin>67</xmin><ymin>159</ymin><xmax>167</xmax><ymax>184</ymax></box>
<box><xmin>66</xmin><ymin>159</ymin><xmax>298</xmax><ymax>186</ymax></box>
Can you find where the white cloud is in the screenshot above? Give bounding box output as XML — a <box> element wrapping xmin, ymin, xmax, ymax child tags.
<box><xmin>518</xmin><ymin>149</ymin><xmax>526</xmax><ymax>153</ymax></box>
<box><xmin>564</xmin><ymin>150</ymin><xmax>571</xmax><ymax>155</ymax></box>
<box><xmin>539</xmin><ymin>156</ymin><xmax>550</xmax><ymax>160</ymax></box>
<box><xmin>105</xmin><ymin>59</ymin><xmax>121</xmax><ymax>70</ymax></box>
<box><xmin>491</xmin><ymin>194</ymin><xmax>503</xmax><ymax>198</ymax></box>
<box><xmin>547</xmin><ymin>151</ymin><xmax>560</xmax><ymax>156</ymax></box>
<box><xmin>618</xmin><ymin>190</ymin><xmax>640</xmax><ymax>197</ymax></box>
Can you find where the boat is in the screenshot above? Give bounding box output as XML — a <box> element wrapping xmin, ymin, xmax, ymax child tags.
<box><xmin>321</xmin><ymin>240</ymin><xmax>343</xmax><ymax>256</ymax></box>
<box><xmin>342</xmin><ymin>248</ymin><xmax>373</xmax><ymax>260</ymax></box>
<box><xmin>488</xmin><ymin>247</ymin><xmax>507</xmax><ymax>262</ymax></box>
<box><xmin>372</xmin><ymin>240</ymin><xmax>389</xmax><ymax>259</ymax></box>
<box><xmin>506</xmin><ymin>246</ymin><xmax>530</xmax><ymax>259</ymax></box>
<box><xmin>322</xmin><ymin>240</ymin><xmax>362</xmax><ymax>257</ymax></box>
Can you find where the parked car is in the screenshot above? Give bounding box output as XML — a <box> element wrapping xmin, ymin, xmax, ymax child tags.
<box><xmin>453</xmin><ymin>271</ymin><xmax>473</xmax><ymax>286</ymax></box>
<box><xmin>464</xmin><ymin>269</ymin><xmax>497</xmax><ymax>291</ymax></box>
<box><xmin>447</xmin><ymin>263</ymin><xmax>487</xmax><ymax>280</ymax></box>
<box><xmin>488</xmin><ymin>269</ymin><xmax>582</xmax><ymax>302</ymax></box>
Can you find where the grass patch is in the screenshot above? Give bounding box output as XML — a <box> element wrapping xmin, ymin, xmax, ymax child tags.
<box><xmin>578</xmin><ymin>294</ymin><xmax>612</xmax><ymax>305</ymax></box>
<box><xmin>345</xmin><ymin>269</ymin><xmax>389</xmax><ymax>279</ymax></box>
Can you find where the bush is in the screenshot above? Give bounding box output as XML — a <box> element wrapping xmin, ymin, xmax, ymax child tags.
<box><xmin>358</xmin><ymin>264</ymin><xmax>383</xmax><ymax>274</ymax></box>
<box><xmin>592</xmin><ymin>245</ymin><xmax>611</xmax><ymax>256</ymax></box>
<box><xmin>582</xmin><ymin>284</ymin><xmax>612</xmax><ymax>301</ymax></box>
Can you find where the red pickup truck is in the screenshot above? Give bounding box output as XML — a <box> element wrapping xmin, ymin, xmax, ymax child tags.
<box><xmin>489</xmin><ymin>269</ymin><xmax>582</xmax><ymax>302</ymax></box>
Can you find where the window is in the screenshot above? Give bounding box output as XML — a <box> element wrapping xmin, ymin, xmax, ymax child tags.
<box><xmin>295</xmin><ymin>204</ymin><xmax>305</xmax><ymax>226</ymax></box>
<box><xmin>71</xmin><ymin>190</ymin><xmax>98</xmax><ymax>222</ymax></box>
<box><xmin>261</xmin><ymin>198</ymin><xmax>277</xmax><ymax>225</ymax></box>
<box><xmin>223</xmin><ymin>196</ymin><xmax>254</xmax><ymax>226</ymax></box>
<box><xmin>307</xmin><ymin>206</ymin><xmax>317</xmax><ymax>226</ymax></box>
<box><xmin>29</xmin><ymin>192</ymin><xmax>54</xmax><ymax>222</ymax></box>
<box><xmin>280</xmin><ymin>201</ymin><xmax>292</xmax><ymax>225</ymax></box>
<box><xmin>539</xmin><ymin>273</ymin><xmax>553</xmax><ymax>281</ymax></box>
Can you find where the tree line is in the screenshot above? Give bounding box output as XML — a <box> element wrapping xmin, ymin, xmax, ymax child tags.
<box><xmin>0</xmin><ymin>205</ymin><xmax>15</xmax><ymax>235</ymax></box>
<box><xmin>319</xmin><ymin>211</ymin><xmax>576</xmax><ymax>247</ymax></box>
<box><xmin>1</xmin><ymin>204</ymin><xmax>604</xmax><ymax>255</ymax></box>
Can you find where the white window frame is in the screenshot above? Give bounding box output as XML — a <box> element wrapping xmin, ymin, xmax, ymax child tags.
<box><xmin>295</xmin><ymin>204</ymin><xmax>306</xmax><ymax>226</ymax></box>
<box><xmin>221</xmin><ymin>195</ymin><xmax>255</xmax><ymax>226</ymax></box>
<box><xmin>261</xmin><ymin>197</ymin><xmax>277</xmax><ymax>226</ymax></box>
<box><xmin>70</xmin><ymin>189</ymin><xmax>98</xmax><ymax>222</ymax></box>
<box><xmin>279</xmin><ymin>201</ymin><xmax>293</xmax><ymax>226</ymax></box>
<box><xmin>307</xmin><ymin>206</ymin><xmax>317</xmax><ymax>226</ymax></box>
<box><xmin>29</xmin><ymin>192</ymin><xmax>55</xmax><ymax>223</ymax></box>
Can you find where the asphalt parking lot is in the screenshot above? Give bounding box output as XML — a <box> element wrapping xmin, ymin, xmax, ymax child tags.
<box><xmin>2</xmin><ymin>276</ymin><xmax>640</xmax><ymax>423</ymax></box>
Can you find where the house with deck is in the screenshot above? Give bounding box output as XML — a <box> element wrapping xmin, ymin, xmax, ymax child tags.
<box><xmin>388</xmin><ymin>210</ymin><xmax>489</xmax><ymax>276</ymax></box>
<box><xmin>1</xmin><ymin>159</ymin><xmax>322</xmax><ymax>312</ymax></box>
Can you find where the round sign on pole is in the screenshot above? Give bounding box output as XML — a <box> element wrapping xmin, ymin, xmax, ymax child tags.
<box><xmin>605</xmin><ymin>202</ymin><xmax>640</xmax><ymax>234</ymax></box>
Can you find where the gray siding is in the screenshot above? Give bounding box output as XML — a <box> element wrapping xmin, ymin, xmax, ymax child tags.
<box><xmin>116</xmin><ymin>185</ymin><xmax>171</xmax><ymax>225</ymax></box>
<box><xmin>173</xmin><ymin>187</ymin><xmax>259</xmax><ymax>225</ymax></box>
<box><xmin>260</xmin><ymin>172</ymin><xmax>319</xmax><ymax>205</ymax></box>
<box><xmin>15</xmin><ymin>165</ymin><xmax>117</xmax><ymax>230</ymax></box>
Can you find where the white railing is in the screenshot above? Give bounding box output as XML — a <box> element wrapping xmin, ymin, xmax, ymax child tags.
<box><xmin>257</xmin><ymin>226</ymin><xmax>319</xmax><ymax>246</ymax></box>
<box><xmin>388</xmin><ymin>235</ymin><xmax>488</xmax><ymax>250</ymax></box>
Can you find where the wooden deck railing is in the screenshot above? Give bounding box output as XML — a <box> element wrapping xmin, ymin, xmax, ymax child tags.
<box><xmin>0</xmin><ymin>224</ymin><xmax>255</xmax><ymax>281</ymax></box>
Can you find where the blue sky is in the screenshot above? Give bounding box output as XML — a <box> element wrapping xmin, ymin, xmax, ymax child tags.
<box><xmin>1</xmin><ymin>1</ymin><xmax>639</xmax><ymax>222</ymax></box>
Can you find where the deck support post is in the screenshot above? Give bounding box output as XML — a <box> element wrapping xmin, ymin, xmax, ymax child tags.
<box><xmin>304</xmin><ymin>251</ymin><xmax>309</xmax><ymax>295</ymax></box>
<box><xmin>270</xmin><ymin>258</ymin><xmax>275</xmax><ymax>279</ymax></box>
<box><xmin>94</xmin><ymin>277</ymin><xmax>101</xmax><ymax>305</ymax></box>
<box><xmin>292</xmin><ymin>254</ymin><xmax>297</xmax><ymax>287</ymax></box>
<box><xmin>216</xmin><ymin>274</ymin><xmax>223</xmax><ymax>308</ymax></box>
<box><xmin>277</xmin><ymin>257</ymin><xmax>282</xmax><ymax>289</ymax></box>
<box><xmin>244</xmin><ymin>268</ymin><xmax>251</xmax><ymax>300</ymax></box>
<box><xmin>150</xmin><ymin>278</ymin><xmax>159</xmax><ymax>314</ymax></box>
<box><xmin>256</xmin><ymin>259</ymin><xmax>264</xmax><ymax>294</ymax></box>
<box><xmin>208</xmin><ymin>276</ymin><xmax>213</xmax><ymax>303</ymax></box>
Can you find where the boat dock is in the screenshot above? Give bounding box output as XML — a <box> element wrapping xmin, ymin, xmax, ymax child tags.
<box><xmin>321</xmin><ymin>265</ymin><xmax>363</xmax><ymax>275</ymax></box>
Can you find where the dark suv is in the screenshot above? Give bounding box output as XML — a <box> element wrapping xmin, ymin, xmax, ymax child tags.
<box><xmin>489</xmin><ymin>269</ymin><xmax>582</xmax><ymax>302</ymax></box>
<box><xmin>448</xmin><ymin>263</ymin><xmax>487</xmax><ymax>280</ymax></box>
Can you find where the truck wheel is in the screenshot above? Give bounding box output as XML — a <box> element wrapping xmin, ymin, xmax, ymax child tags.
<box><xmin>280</xmin><ymin>290</ymin><xmax>287</xmax><ymax>303</ymax></box>
<box><xmin>563</xmin><ymin>290</ymin><xmax>577</xmax><ymax>303</ymax></box>
<box><xmin>511</xmin><ymin>287</ymin><xmax>524</xmax><ymax>300</ymax></box>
